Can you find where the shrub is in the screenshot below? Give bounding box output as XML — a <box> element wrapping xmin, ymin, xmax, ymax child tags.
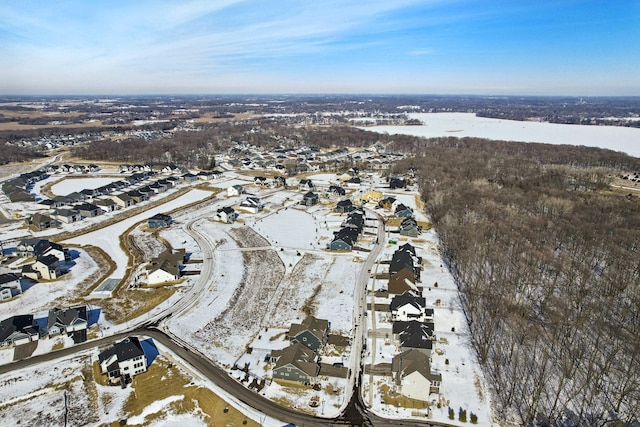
<box><xmin>470</xmin><ymin>412</ymin><xmax>478</xmax><ymax>424</ymax></box>
<box><xmin>459</xmin><ymin>407</ymin><xmax>467</xmax><ymax>422</ymax></box>
<box><xmin>448</xmin><ymin>407</ymin><xmax>455</xmax><ymax>420</ymax></box>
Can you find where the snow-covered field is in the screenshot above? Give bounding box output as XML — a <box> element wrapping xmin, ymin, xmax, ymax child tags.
<box><xmin>366</xmin><ymin>112</ymin><xmax>640</xmax><ymax>158</ymax></box>
<box><xmin>50</xmin><ymin>176</ymin><xmax>122</xmax><ymax>195</ymax></box>
<box><xmin>159</xmin><ymin>179</ymin><xmax>361</xmax><ymax>417</ymax></box>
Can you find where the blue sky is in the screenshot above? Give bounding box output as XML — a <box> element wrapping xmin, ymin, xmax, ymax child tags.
<box><xmin>1</xmin><ymin>0</ymin><xmax>638</xmax><ymax>95</ymax></box>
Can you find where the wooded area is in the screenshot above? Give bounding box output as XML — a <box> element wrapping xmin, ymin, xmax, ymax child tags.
<box><xmin>70</xmin><ymin>122</ymin><xmax>381</xmax><ymax>168</ymax></box>
<box><xmin>0</xmin><ymin>144</ymin><xmax>46</xmax><ymax>165</ymax></box>
<box><xmin>37</xmin><ymin>120</ymin><xmax>640</xmax><ymax>424</ymax></box>
<box><xmin>392</xmin><ymin>137</ymin><xmax>640</xmax><ymax>426</ymax></box>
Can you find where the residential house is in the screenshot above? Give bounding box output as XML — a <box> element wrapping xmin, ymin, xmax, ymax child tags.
<box><xmin>392</xmin><ymin>349</ymin><xmax>442</xmax><ymax>399</ymax></box>
<box><xmin>47</xmin><ymin>305</ymin><xmax>88</xmax><ymax>343</ymax></box>
<box><xmin>389</xmin><ymin>177</ymin><xmax>407</xmax><ymax>189</ymax></box>
<box><xmin>34</xmin><ymin>240</ymin><xmax>69</xmax><ymax>263</ymax></box>
<box><xmin>334</xmin><ymin>199</ymin><xmax>354</xmax><ymax>214</ymax></box>
<box><xmin>271</xmin><ymin>343</ymin><xmax>319</xmax><ymax>385</ymax></box>
<box><xmin>288</xmin><ymin>316</ymin><xmax>330</xmax><ymax>352</ymax></box>
<box><xmin>298</xmin><ymin>179</ymin><xmax>314</xmax><ymax>190</ymax></box>
<box><xmin>147</xmin><ymin>213</ymin><xmax>172</xmax><ymax>229</ymax></box>
<box><xmin>22</xmin><ymin>255</ymin><xmax>61</xmax><ymax>281</ymax></box>
<box><xmin>98</xmin><ymin>336</ymin><xmax>148</xmax><ymax>385</ymax></box>
<box><xmin>157</xmin><ymin>179</ymin><xmax>174</xmax><ymax>189</ymax></box>
<box><xmin>399</xmin><ymin>217</ymin><xmax>420</xmax><ymax>237</ymax></box>
<box><xmin>0</xmin><ymin>315</ymin><xmax>39</xmax><ymax>347</ymax></box>
<box><xmin>159</xmin><ymin>177</ymin><xmax>176</xmax><ymax>190</ymax></box>
<box><xmin>25</xmin><ymin>213</ymin><xmax>55</xmax><ymax>230</ymax></box>
<box><xmin>360</xmin><ymin>190</ymin><xmax>383</xmax><ymax>203</ymax></box>
<box><xmin>329</xmin><ymin>227</ymin><xmax>359</xmax><ymax>251</ymax></box>
<box><xmin>239</xmin><ymin>196</ymin><xmax>263</xmax><ymax>214</ymax></box>
<box><xmin>388</xmin><ymin>246</ymin><xmax>422</xmax><ymax>295</ymax></box>
<box><xmin>378</xmin><ymin>196</ymin><xmax>396</xmax><ymax>210</ymax></box>
<box><xmin>272</xmin><ymin>176</ymin><xmax>287</xmax><ymax>187</ymax></box>
<box><xmin>181</xmin><ymin>173</ymin><xmax>198</xmax><ymax>182</ymax></box>
<box><xmin>394</xmin><ymin>203</ymin><xmax>413</xmax><ymax>218</ymax></box>
<box><xmin>390</xmin><ymin>292</ymin><xmax>433</xmax><ymax>323</ymax></box>
<box><xmin>0</xmin><ymin>273</ymin><xmax>22</xmax><ymax>301</ymax></box>
<box><xmin>94</xmin><ymin>198</ymin><xmax>120</xmax><ymax>213</ymax></box>
<box><xmin>125</xmin><ymin>190</ymin><xmax>147</xmax><ymax>204</ymax></box>
<box><xmin>254</xmin><ymin>176</ymin><xmax>268</xmax><ymax>186</ymax></box>
<box><xmin>137</xmin><ymin>186</ymin><xmax>155</xmax><ymax>199</ymax></box>
<box><xmin>53</xmin><ymin>195</ymin><xmax>73</xmax><ymax>206</ymax></box>
<box><xmin>393</xmin><ymin>321</ymin><xmax>435</xmax><ymax>355</ymax></box>
<box><xmin>146</xmin><ymin>249</ymin><xmax>185</xmax><ymax>285</ymax></box>
<box><xmin>111</xmin><ymin>193</ymin><xmax>136</xmax><ymax>208</ymax></box>
<box><xmin>36</xmin><ymin>199</ymin><xmax>59</xmax><ymax>210</ymax></box>
<box><xmin>80</xmin><ymin>188</ymin><xmax>100</xmax><ymax>199</ymax></box>
<box><xmin>197</xmin><ymin>171</ymin><xmax>215</xmax><ymax>181</ymax></box>
<box><xmin>54</xmin><ymin>208</ymin><xmax>81</xmax><ymax>224</ymax></box>
<box><xmin>227</xmin><ymin>185</ymin><xmax>244</xmax><ymax>197</ymax></box>
<box><xmin>344</xmin><ymin>177</ymin><xmax>362</xmax><ymax>188</ymax></box>
<box><xmin>214</xmin><ymin>207</ymin><xmax>237</xmax><ymax>223</ymax></box>
<box><xmin>16</xmin><ymin>238</ymin><xmax>41</xmax><ymax>257</ymax></box>
<box><xmin>75</xmin><ymin>202</ymin><xmax>102</xmax><ymax>218</ymax></box>
<box><xmin>4</xmin><ymin>185</ymin><xmax>33</xmax><ymax>202</ymax></box>
<box><xmin>329</xmin><ymin>185</ymin><xmax>345</xmax><ymax>196</ymax></box>
<box><xmin>149</xmin><ymin>181</ymin><xmax>167</xmax><ymax>194</ymax></box>
<box><xmin>66</xmin><ymin>192</ymin><xmax>86</xmax><ymax>203</ymax></box>
<box><xmin>344</xmin><ymin>210</ymin><xmax>365</xmax><ymax>233</ymax></box>
<box><xmin>303</xmin><ymin>191</ymin><xmax>319</xmax><ymax>206</ymax></box>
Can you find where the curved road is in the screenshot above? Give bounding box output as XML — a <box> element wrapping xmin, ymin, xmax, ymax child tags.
<box><xmin>1</xmin><ymin>190</ymin><xmax>454</xmax><ymax>426</ymax></box>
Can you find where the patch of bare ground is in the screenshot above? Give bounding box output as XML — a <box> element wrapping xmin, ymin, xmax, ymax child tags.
<box><xmin>130</xmin><ymin>226</ymin><xmax>169</xmax><ymax>262</ymax></box>
<box><xmin>378</xmin><ymin>383</ymin><xmax>431</xmax><ymax>410</ymax></box>
<box><xmin>301</xmin><ymin>284</ymin><xmax>322</xmax><ymax>317</ymax></box>
<box><xmin>91</xmin><ymin>287</ymin><xmax>177</xmax><ymax>325</ymax></box>
<box><xmin>121</xmin><ymin>356</ymin><xmax>257</xmax><ymax>427</ymax></box>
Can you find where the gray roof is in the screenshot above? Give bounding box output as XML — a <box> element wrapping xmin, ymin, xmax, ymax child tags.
<box><xmin>47</xmin><ymin>305</ymin><xmax>87</xmax><ymax>330</ymax></box>
<box><xmin>98</xmin><ymin>336</ymin><xmax>145</xmax><ymax>366</ymax></box>
<box><xmin>390</xmin><ymin>292</ymin><xmax>426</xmax><ymax>313</ymax></box>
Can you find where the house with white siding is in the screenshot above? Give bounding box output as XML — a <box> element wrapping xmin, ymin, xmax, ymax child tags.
<box><xmin>98</xmin><ymin>336</ymin><xmax>148</xmax><ymax>385</ymax></box>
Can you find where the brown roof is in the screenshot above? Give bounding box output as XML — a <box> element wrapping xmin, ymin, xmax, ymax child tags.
<box><xmin>392</xmin><ymin>349</ymin><xmax>441</xmax><ymax>385</ymax></box>
<box><xmin>274</xmin><ymin>343</ymin><xmax>319</xmax><ymax>377</ymax></box>
<box><xmin>289</xmin><ymin>316</ymin><xmax>329</xmax><ymax>342</ymax></box>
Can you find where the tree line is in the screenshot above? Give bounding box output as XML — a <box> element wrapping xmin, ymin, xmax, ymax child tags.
<box><xmin>392</xmin><ymin>137</ymin><xmax>639</xmax><ymax>426</ymax></box>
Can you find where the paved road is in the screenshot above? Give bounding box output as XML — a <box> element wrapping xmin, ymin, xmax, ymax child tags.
<box><xmin>0</xmin><ymin>185</ymin><xmax>454</xmax><ymax>426</ymax></box>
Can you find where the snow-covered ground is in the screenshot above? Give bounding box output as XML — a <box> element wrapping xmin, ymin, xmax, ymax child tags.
<box><xmin>0</xmin><ymin>340</ymin><xmax>286</xmax><ymax>427</ymax></box>
<box><xmin>366</xmin><ymin>112</ymin><xmax>640</xmax><ymax>158</ymax></box>
<box><xmin>161</xmin><ymin>179</ymin><xmax>362</xmax><ymax>417</ymax></box>
<box><xmin>0</xmin><ymin>168</ymin><xmax>494</xmax><ymax>424</ymax></box>
<box><xmin>64</xmin><ymin>188</ymin><xmax>212</xmax><ymax>278</ymax></box>
<box><xmin>359</xmin><ymin>184</ymin><xmax>494</xmax><ymax>426</ymax></box>
<box><xmin>50</xmin><ymin>176</ymin><xmax>122</xmax><ymax>195</ymax></box>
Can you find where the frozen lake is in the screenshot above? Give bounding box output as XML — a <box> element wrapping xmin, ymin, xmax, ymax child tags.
<box><xmin>365</xmin><ymin>113</ymin><xmax>640</xmax><ymax>158</ymax></box>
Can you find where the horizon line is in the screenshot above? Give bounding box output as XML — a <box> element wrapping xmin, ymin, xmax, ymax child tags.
<box><xmin>2</xmin><ymin>93</ymin><xmax>640</xmax><ymax>99</ymax></box>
